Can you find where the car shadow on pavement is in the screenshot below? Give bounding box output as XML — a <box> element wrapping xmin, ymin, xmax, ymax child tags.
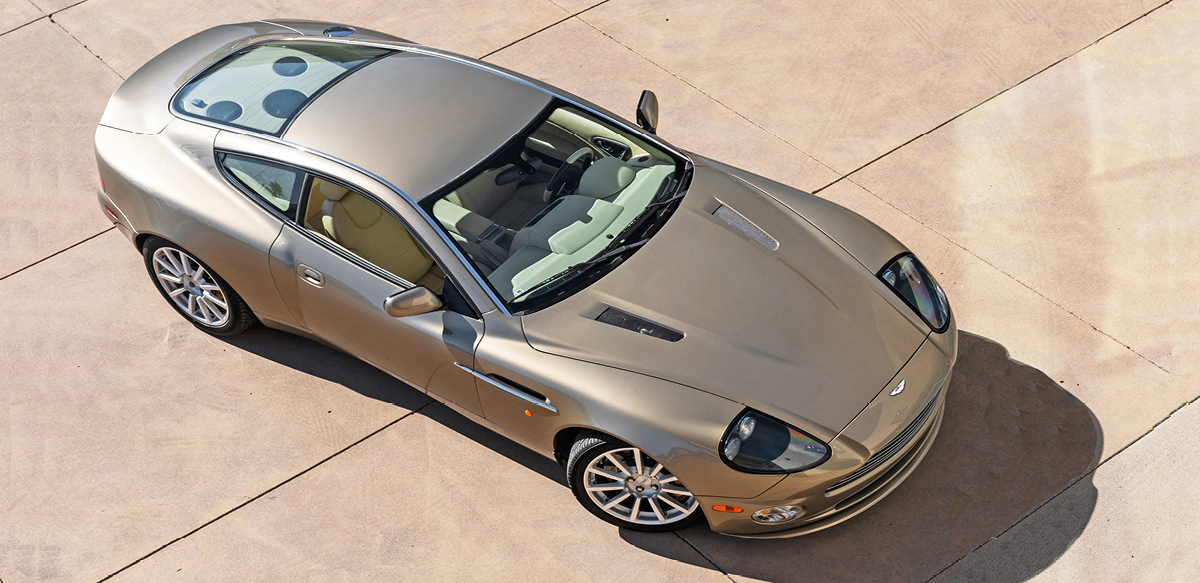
<box><xmin>223</xmin><ymin>327</ymin><xmax>1100</xmax><ymax>582</ymax></box>
<box><xmin>621</xmin><ymin>332</ymin><xmax>1103</xmax><ymax>583</ymax></box>
<box><xmin>220</xmin><ymin>326</ymin><xmax>567</xmax><ymax>485</ymax></box>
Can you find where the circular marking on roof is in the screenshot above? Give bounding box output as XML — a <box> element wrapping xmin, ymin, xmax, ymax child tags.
<box><xmin>205</xmin><ymin>101</ymin><xmax>243</xmax><ymax>122</ymax></box>
<box><xmin>272</xmin><ymin>56</ymin><xmax>308</xmax><ymax>77</ymax></box>
<box><xmin>324</xmin><ymin>26</ymin><xmax>355</xmax><ymax>37</ymax></box>
<box><xmin>262</xmin><ymin>90</ymin><xmax>307</xmax><ymax>119</ymax></box>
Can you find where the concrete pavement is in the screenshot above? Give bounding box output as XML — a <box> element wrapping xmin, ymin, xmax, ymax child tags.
<box><xmin>1</xmin><ymin>0</ymin><xmax>1196</xmax><ymax>581</ymax></box>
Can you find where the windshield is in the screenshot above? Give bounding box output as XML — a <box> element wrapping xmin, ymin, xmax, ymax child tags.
<box><xmin>421</xmin><ymin>103</ymin><xmax>687</xmax><ymax>313</ymax></box>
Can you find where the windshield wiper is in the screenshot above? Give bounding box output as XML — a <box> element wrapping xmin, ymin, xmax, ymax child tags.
<box><xmin>600</xmin><ymin>179</ymin><xmax>687</xmax><ymax>256</ymax></box>
<box><xmin>510</xmin><ymin>239</ymin><xmax>649</xmax><ymax>303</ymax></box>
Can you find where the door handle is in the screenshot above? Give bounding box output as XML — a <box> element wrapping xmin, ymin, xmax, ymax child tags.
<box><xmin>297</xmin><ymin>263</ymin><xmax>324</xmax><ymax>288</ymax></box>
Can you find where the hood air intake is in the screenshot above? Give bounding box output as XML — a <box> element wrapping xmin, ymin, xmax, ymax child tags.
<box><xmin>596</xmin><ymin>308</ymin><xmax>683</xmax><ymax>342</ymax></box>
<box><xmin>713</xmin><ymin>204</ymin><xmax>779</xmax><ymax>251</ymax></box>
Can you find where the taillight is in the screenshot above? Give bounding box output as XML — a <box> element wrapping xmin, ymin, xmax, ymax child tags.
<box><xmin>98</xmin><ymin>171</ymin><xmax>105</xmax><ymax>193</ymax></box>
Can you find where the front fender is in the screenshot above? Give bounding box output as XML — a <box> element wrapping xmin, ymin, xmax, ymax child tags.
<box><xmin>473</xmin><ymin>312</ymin><xmax>783</xmax><ymax>499</ymax></box>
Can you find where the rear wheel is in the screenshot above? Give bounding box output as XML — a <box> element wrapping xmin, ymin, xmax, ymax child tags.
<box><xmin>567</xmin><ymin>431</ymin><xmax>704</xmax><ymax>532</ymax></box>
<box><xmin>142</xmin><ymin>237</ymin><xmax>254</xmax><ymax>336</ymax></box>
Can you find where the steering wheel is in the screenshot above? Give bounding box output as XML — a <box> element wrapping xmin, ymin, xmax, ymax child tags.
<box><xmin>542</xmin><ymin>147</ymin><xmax>594</xmax><ymax>203</ymax></box>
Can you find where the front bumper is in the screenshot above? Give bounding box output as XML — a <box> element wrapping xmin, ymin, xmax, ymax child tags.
<box><xmin>697</xmin><ymin>330</ymin><xmax>955</xmax><ymax>537</ymax></box>
<box><xmin>709</xmin><ymin>394</ymin><xmax>944</xmax><ymax>538</ymax></box>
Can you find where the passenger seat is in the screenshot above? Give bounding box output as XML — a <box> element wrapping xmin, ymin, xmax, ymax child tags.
<box><xmin>317</xmin><ymin>181</ymin><xmax>444</xmax><ymax>293</ymax></box>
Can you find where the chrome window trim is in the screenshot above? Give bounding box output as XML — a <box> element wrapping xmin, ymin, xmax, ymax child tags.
<box><xmin>168</xmin><ymin>34</ymin><xmax>697</xmax><ymax>317</ymax></box>
<box><xmin>204</xmin><ymin>132</ymin><xmax>511</xmax><ymax>314</ymax></box>
<box><xmin>454</xmin><ymin>363</ymin><xmax>558</xmax><ymax>413</ymax></box>
<box><xmin>214</xmin><ymin>150</ymin><xmax>303</xmax><ymax>224</ymax></box>
<box><xmin>213</xmin><ymin>147</ymin><xmax>495</xmax><ymax>317</ymax></box>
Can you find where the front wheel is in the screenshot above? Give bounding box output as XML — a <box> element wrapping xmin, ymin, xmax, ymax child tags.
<box><xmin>567</xmin><ymin>431</ymin><xmax>704</xmax><ymax>532</ymax></box>
<box><xmin>142</xmin><ymin>237</ymin><xmax>254</xmax><ymax>336</ymax></box>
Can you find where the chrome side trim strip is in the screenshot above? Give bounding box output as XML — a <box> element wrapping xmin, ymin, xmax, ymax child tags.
<box><xmin>454</xmin><ymin>362</ymin><xmax>558</xmax><ymax>413</ymax></box>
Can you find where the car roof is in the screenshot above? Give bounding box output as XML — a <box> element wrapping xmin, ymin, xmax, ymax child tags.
<box><xmin>282</xmin><ymin>50</ymin><xmax>554</xmax><ymax>201</ymax></box>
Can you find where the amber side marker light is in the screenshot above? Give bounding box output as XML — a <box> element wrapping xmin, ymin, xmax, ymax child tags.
<box><xmin>712</xmin><ymin>505</ymin><xmax>743</xmax><ymax>513</ymax></box>
<box><xmin>524</xmin><ymin>409</ymin><xmax>533</xmax><ymax>417</ymax></box>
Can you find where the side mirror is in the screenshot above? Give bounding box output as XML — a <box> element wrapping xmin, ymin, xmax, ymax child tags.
<box><xmin>384</xmin><ymin>286</ymin><xmax>443</xmax><ymax>318</ymax></box>
<box><xmin>636</xmin><ymin>90</ymin><xmax>659</xmax><ymax>135</ymax></box>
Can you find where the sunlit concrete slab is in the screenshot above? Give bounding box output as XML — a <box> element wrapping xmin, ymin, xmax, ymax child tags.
<box><xmin>0</xmin><ymin>0</ymin><xmax>41</xmax><ymax>35</ymax></box>
<box><xmin>0</xmin><ymin>18</ymin><xmax>121</xmax><ymax>278</ymax></box>
<box><xmin>27</xmin><ymin>0</ymin><xmax>79</xmax><ymax>16</ymax></box>
<box><xmin>548</xmin><ymin>0</ymin><xmax>607</xmax><ymax>16</ymax></box>
<box><xmin>851</xmin><ymin>0</ymin><xmax>1199</xmax><ymax>372</ymax></box>
<box><xmin>488</xmin><ymin>17</ymin><xmax>840</xmax><ymax>192</ymax></box>
<box><xmin>53</xmin><ymin>0</ymin><xmax>570</xmax><ymax>79</ymax></box>
<box><xmin>105</xmin><ymin>411</ymin><xmax>731</xmax><ymax>583</ymax></box>
<box><xmin>580</xmin><ymin>0</ymin><xmax>1160</xmax><ymax>174</ymax></box>
<box><xmin>934</xmin><ymin>398</ymin><xmax>1200</xmax><ymax>583</ymax></box>
<box><xmin>0</xmin><ymin>231</ymin><xmax>429</xmax><ymax>582</ymax></box>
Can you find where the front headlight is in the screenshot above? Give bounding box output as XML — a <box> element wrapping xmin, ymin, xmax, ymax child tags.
<box><xmin>879</xmin><ymin>253</ymin><xmax>950</xmax><ymax>332</ymax></box>
<box><xmin>719</xmin><ymin>410</ymin><xmax>830</xmax><ymax>473</ymax></box>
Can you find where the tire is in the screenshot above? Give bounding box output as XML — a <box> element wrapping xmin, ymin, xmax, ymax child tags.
<box><xmin>142</xmin><ymin>237</ymin><xmax>255</xmax><ymax>336</ymax></box>
<box><xmin>567</xmin><ymin>431</ymin><xmax>705</xmax><ymax>532</ymax></box>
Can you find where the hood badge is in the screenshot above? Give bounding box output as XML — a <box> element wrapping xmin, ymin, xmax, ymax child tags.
<box><xmin>889</xmin><ymin>380</ymin><xmax>906</xmax><ymax>396</ymax></box>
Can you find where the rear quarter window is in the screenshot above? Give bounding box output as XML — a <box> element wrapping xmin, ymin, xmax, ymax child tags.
<box><xmin>221</xmin><ymin>153</ymin><xmax>305</xmax><ymax>218</ymax></box>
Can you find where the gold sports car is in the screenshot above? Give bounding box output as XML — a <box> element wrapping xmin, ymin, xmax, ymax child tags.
<box><xmin>95</xmin><ymin>20</ymin><xmax>957</xmax><ymax>538</ymax></box>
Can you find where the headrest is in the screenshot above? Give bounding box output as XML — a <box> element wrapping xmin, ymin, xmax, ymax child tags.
<box><xmin>319</xmin><ymin>179</ymin><xmax>350</xmax><ymax>201</ymax></box>
<box><xmin>578</xmin><ymin>157</ymin><xmax>635</xmax><ymax>199</ymax></box>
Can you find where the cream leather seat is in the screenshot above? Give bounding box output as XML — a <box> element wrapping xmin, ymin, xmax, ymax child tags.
<box><xmin>445</xmin><ymin>166</ymin><xmax>547</xmax><ymax>229</ymax></box>
<box><xmin>318</xmin><ymin>181</ymin><xmax>444</xmax><ymax>292</ymax></box>
<box><xmin>577</xmin><ymin>156</ymin><xmax>636</xmax><ymax>200</ymax></box>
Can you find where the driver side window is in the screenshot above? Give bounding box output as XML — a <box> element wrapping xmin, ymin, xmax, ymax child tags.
<box><xmin>298</xmin><ymin>176</ymin><xmax>445</xmax><ymax>292</ymax></box>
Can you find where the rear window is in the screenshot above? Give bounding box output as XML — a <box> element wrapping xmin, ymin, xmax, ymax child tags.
<box><xmin>173</xmin><ymin>42</ymin><xmax>392</xmax><ymax>135</ymax></box>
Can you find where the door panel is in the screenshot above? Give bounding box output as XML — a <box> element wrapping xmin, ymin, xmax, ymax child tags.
<box><xmin>270</xmin><ymin>226</ymin><xmax>485</xmax><ymax>414</ymax></box>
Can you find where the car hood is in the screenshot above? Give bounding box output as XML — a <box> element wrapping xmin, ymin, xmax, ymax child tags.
<box><xmin>519</xmin><ymin>163</ymin><xmax>928</xmax><ymax>436</ymax></box>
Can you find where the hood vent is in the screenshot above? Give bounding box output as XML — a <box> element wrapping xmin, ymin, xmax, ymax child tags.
<box><xmin>596</xmin><ymin>308</ymin><xmax>683</xmax><ymax>342</ymax></box>
<box><xmin>713</xmin><ymin>204</ymin><xmax>779</xmax><ymax>251</ymax></box>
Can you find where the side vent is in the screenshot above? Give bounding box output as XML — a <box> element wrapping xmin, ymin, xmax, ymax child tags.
<box><xmin>596</xmin><ymin>308</ymin><xmax>683</xmax><ymax>342</ymax></box>
<box><xmin>713</xmin><ymin>204</ymin><xmax>779</xmax><ymax>251</ymax></box>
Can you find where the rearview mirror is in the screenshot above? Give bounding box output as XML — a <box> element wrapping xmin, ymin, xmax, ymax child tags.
<box><xmin>384</xmin><ymin>286</ymin><xmax>443</xmax><ymax>318</ymax></box>
<box><xmin>636</xmin><ymin>90</ymin><xmax>658</xmax><ymax>135</ymax></box>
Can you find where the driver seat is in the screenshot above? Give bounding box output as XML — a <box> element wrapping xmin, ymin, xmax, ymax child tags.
<box><xmin>445</xmin><ymin>166</ymin><xmax>548</xmax><ymax>230</ymax></box>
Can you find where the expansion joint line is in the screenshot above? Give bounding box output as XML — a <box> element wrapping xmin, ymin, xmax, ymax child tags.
<box><xmin>837</xmin><ymin>175</ymin><xmax>1167</xmax><ymax>373</ymax></box>
<box><xmin>95</xmin><ymin>403</ymin><xmax>432</xmax><ymax>582</ymax></box>
<box><xmin>1</xmin><ymin>1</ymin><xmax>125</xmax><ymax>79</ymax></box>
<box><xmin>923</xmin><ymin>392</ymin><xmax>1200</xmax><ymax>583</ymax></box>
<box><xmin>820</xmin><ymin>0</ymin><xmax>1175</xmax><ymax>187</ymax></box>
<box><xmin>0</xmin><ymin>227</ymin><xmax>115</xmax><ymax>282</ymax></box>
<box><xmin>480</xmin><ymin>0</ymin><xmax>614</xmax><ymax>60</ymax></box>
<box><xmin>568</xmin><ymin>15</ymin><xmax>840</xmax><ymax>179</ymax></box>
<box><xmin>674</xmin><ymin>532</ymin><xmax>737</xmax><ymax>583</ymax></box>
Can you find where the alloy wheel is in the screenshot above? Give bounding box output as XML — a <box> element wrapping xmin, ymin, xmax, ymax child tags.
<box><xmin>583</xmin><ymin>446</ymin><xmax>698</xmax><ymax>526</ymax></box>
<box><xmin>152</xmin><ymin>247</ymin><xmax>230</xmax><ymax>327</ymax></box>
